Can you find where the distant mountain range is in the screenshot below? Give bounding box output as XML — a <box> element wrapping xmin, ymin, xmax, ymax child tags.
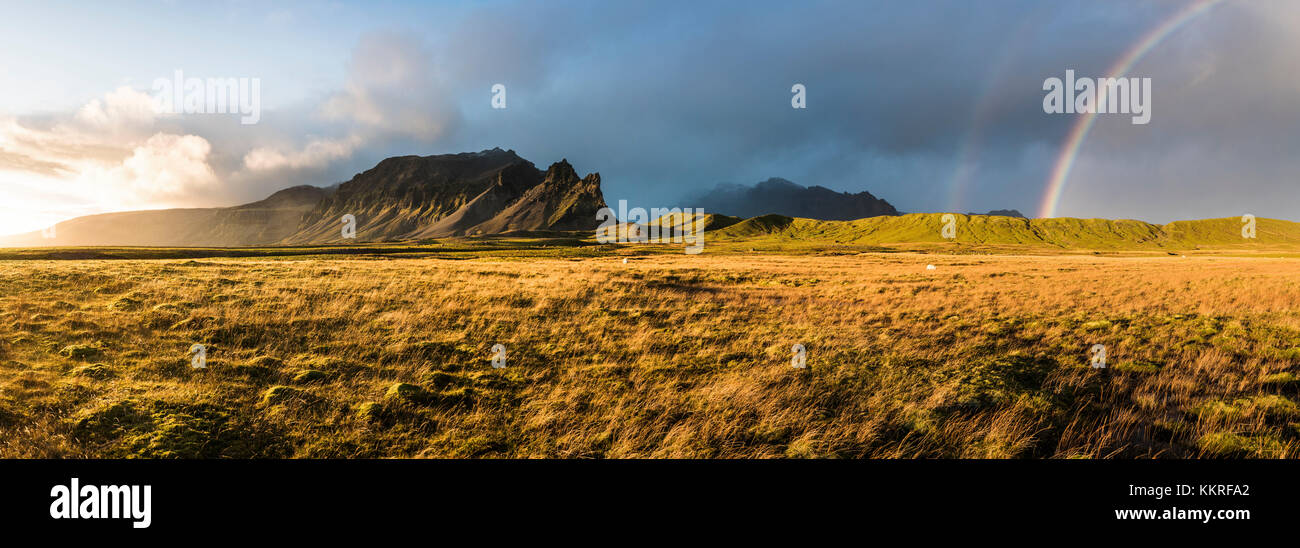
<box><xmin>5</xmin><ymin>149</ymin><xmax>1285</xmax><ymax>250</ymax></box>
<box><xmin>689</xmin><ymin>177</ymin><xmax>899</xmax><ymax>220</ymax></box>
<box><xmin>2</xmin><ymin>148</ymin><xmax>607</xmax><ymax>247</ymax></box>
<box><xmin>976</xmin><ymin>209</ymin><xmax>1025</xmax><ymax>218</ymax></box>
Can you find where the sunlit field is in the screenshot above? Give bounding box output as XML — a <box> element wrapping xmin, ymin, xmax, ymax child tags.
<box><xmin>2</xmin><ymin>249</ymin><xmax>1298</xmax><ymax>458</ymax></box>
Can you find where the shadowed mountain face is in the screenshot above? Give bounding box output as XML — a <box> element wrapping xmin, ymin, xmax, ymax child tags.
<box><xmin>2</xmin><ymin>149</ymin><xmax>609</xmax><ymax>247</ymax></box>
<box><xmin>406</xmin><ymin>158</ymin><xmax>605</xmax><ymax>239</ymax></box>
<box><xmin>689</xmin><ymin>178</ymin><xmax>899</xmax><ymax>220</ymax></box>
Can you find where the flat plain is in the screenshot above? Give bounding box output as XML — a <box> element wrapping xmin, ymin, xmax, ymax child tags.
<box><xmin>2</xmin><ymin>244</ymin><xmax>1298</xmax><ymax>458</ymax></box>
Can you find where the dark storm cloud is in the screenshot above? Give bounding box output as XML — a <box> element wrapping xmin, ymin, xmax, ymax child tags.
<box><xmin>36</xmin><ymin>0</ymin><xmax>1288</xmax><ymax>223</ymax></box>
<box><xmin>398</xmin><ymin>0</ymin><xmax>1186</xmax><ymax>216</ymax></box>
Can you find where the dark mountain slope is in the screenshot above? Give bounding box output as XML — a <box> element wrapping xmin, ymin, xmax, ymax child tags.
<box><xmin>690</xmin><ymin>177</ymin><xmax>898</xmax><ymax>220</ymax></box>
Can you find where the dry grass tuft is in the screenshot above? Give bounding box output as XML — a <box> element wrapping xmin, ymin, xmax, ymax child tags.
<box><xmin>0</xmin><ymin>252</ymin><xmax>1297</xmax><ymax>458</ymax></box>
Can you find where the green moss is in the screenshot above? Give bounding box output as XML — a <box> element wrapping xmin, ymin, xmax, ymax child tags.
<box><xmin>70</xmin><ymin>363</ymin><xmax>116</xmax><ymax>379</ymax></box>
<box><xmin>59</xmin><ymin>344</ymin><xmax>102</xmax><ymax>361</ymax></box>
<box><xmin>231</xmin><ymin>364</ymin><xmax>273</xmax><ymax>379</ymax></box>
<box><xmin>72</xmin><ymin>399</ymin><xmax>287</xmax><ymax>458</ymax></box>
<box><xmin>73</xmin><ymin>400</ymin><xmax>216</xmax><ymax>458</ymax></box>
<box><xmin>292</xmin><ymin>370</ymin><xmax>329</xmax><ymax>384</ymax></box>
<box><xmin>747</xmin><ymin>423</ymin><xmax>791</xmax><ymax>445</ymax></box>
<box><xmin>1081</xmin><ymin>320</ymin><xmax>1113</xmax><ymax>332</ymax></box>
<box><xmin>1262</xmin><ymin>372</ymin><xmax>1298</xmax><ymax>386</ymax></box>
<box><xmin>422</xmin><ymin>371</ymin><xmax>470</xmax><ymax>389</ymax></box>
<box><xmin>260</xmin><ymin>385</ymin><xmax>315</xmax><ymax>407</ymax></box>
<box><xmin>1113</xmin><ymin>360</ymin><xmax>1162</xmax><ymax>373</ymax></box>
<box><xmin>108</xmin><ymin>296</ymin><xmax>143</xmax><ymax>312</ymax></box>
<box><xmin>1193</xmin><ymin>399</ymin><xmax>1246</xmax><ymax>420</ymax></box>
<box><xmin>947</xmin><ymin>354</ymin><xmax>1058</xmax><ymax>409</ymax></box>
<box><xmin>428</xmin><ymin>432</ymin><xmax>506</xmax><ymax>458</ymax></box>
<box><xmin>1194</xmin><ymin>396</ymin><xmax>1297</xmax><ymax>420</ymax></box>
<box><xmin>249</xmin><ymin>356</ymin><xmax>284</xmax><ymax>369</ymax></box>
<box><xmin>383</xmin><ymin>382</ymin><xmax>475</xmax><ymax>407</ymax></box>
<box><xmin>0</xmin><ymin>399</ymin><xmax>24</xmax><ymax>428</ymax></box>
<box><xmin>1198</xmin><ymin>432</ymin><xmax>1286</xmax><ymax>458</ymax></box>
<box><xmin>355</xmin><ymin>401</ymin><xmax>386</xmax><ymax>423</ymax></box>
<box><xmin>436</xmin><ymin>387</ymin><xmax>479</xmax><ymax>407</ymax></box>
<box><xmin>385</xmin><ymin>382</ymin><xmax>432</xmax><ymax>405</ymax></box>
<box><xmin>783</xmin><ymin>438</ymin><xmax>821</xmax><ymax>459</ymax></box>
<box><xmin>1250</xmin><ymin>395</ymin><xmax>1298</xmax><ymax>418</ymax></box>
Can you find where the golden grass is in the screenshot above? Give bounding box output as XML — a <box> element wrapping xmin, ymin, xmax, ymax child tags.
<box><xmin>1</xmin><ymin>252</ymin><xmax>1298</xmax><ymax>458</ymax></box>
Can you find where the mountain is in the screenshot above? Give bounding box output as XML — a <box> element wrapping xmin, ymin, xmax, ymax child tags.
<box><xmin>0</xmin><ymin>185</ymin><xmax>330</xmax><ymax>247</ymax></box>
<box><xmin>710</xmin><ymin>213</ymin><xmax>1300</xmax><ymax>249</ymax></box>
<box><xmin>973</xmin><ymin>209</ymin><xmax>1025</xmax><ymax>218</ymax></box>
<box><xmin>689</xmin><ymin>177</ymin><xmax>898</xmax><ymax>220</ymax></box>
<box><xmin>282</xmin><ymin>148</ymin><xmax>606</xmax><ymax>243</ymax></box>
<box><xmin>2</xmin><ymin>148</ymin><xmax>609</xmax><ymax>247</ymax></box>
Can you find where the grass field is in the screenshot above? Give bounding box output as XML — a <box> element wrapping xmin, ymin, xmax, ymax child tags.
<box><xmin>2</xmin><ymin>241</ymin><xmax>1299</xmax><ymax>458</ymax></box>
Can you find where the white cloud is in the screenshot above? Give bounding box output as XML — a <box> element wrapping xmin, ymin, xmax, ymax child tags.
<box><xmin>74</xmin><ymin>86</ymin><xmax>158</xmax><ymax>132</ymax></box>
<box><xmin>0</xmin><ymin>86</ymin><xmax>220</xmax><ymax>211</ymax></box>
<box><xmin>77</xmin><ymin>133</ymin><xmax>219</xmax><ymax>207</ymax></box>
<box><xmin>0</xmin><ymin>32</ymin><xmax>471</xmax><ymax>230</ymax></box>
<box><xmin>320</xmin><ymin>32</ymin><xmax>458</xmax><ymax>141</ymax></box>
<box><xmin>240</xmin><ymin>33</ymin><xmax>461</xmax><ymax>174</ymax></box>
<box><xmin>243</xmin><ymin>134</ymin><xmax>363</xmax><ymax>171</ymax></box>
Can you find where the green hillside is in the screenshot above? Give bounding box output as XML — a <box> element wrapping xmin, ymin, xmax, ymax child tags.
<box><xmin>709</xmin><ymin>213</ymin><xmax>1300</xmax><ymax>250</ymax></box>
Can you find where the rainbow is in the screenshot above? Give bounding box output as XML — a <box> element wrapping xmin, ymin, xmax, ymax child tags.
<box><xmin>1037</xmin><ymin>0</ymin><xmax>1228</xmax><ymax>219</ymax></box>
<box><xmin>947</xmin><ymin>9</ymin><xmax>1046</xmax><ymax>213</ymax></box>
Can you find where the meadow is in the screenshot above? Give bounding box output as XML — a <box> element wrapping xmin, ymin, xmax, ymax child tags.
<box><xmin>1</xmin><ymin>243</ymin><xmax>1298</xmax><ymax>458</ymax></box>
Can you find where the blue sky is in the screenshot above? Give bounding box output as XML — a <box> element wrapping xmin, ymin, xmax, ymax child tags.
<box><xmin>1</xmin><ymin>0</ymin><xmax>1297</xmax><ymax>235</ymax></box>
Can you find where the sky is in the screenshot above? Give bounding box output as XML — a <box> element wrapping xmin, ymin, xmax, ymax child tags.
<box><xmin>0</xmin><ymin>0</ymin><xmax>1297</xmax><ymax>235</ymax></box>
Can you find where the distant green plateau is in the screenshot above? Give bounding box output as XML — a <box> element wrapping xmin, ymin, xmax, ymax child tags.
<box><xmin>4</xmin><ymin>214</ymin><xmax>1298</xmax><ymax>260</ymax></box>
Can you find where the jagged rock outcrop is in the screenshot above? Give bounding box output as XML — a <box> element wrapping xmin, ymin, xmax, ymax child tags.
<box><xmin>1</xmin><ymin>148</ymin><xmax>610</xmax><ymax>247</ymax></box>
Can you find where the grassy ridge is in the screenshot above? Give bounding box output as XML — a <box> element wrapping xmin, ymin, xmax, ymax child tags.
<box><xmin>3</xmin><ymin>215</ymin><xmax>1298</xmax><ymax>261</ymax></box>
<box><xmin>712</xmin><ymin>214</ymin><xmax>1300</xmax><ymax>250</ymax></box>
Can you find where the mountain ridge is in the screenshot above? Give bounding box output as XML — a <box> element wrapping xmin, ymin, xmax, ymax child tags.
<box><xmin>689</xmin><ymin>177</ymin><xmax>899</xmax><ymax>220</ymax></box>
<box><xmin>4</xmin><ymin>149</ymin><xmax>1295</xmax><ymax>251</ymax></box>
<box><xmin>4</xmin><ymin>148</ymin><xmax>609</xmax><ymax>247</ymax></box>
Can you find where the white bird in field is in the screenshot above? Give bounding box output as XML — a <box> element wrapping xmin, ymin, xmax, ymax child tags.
<box><xmin>926</xmin><ymin>264</ymin><xmax>936</xmax><ymax>270</ymax></box>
